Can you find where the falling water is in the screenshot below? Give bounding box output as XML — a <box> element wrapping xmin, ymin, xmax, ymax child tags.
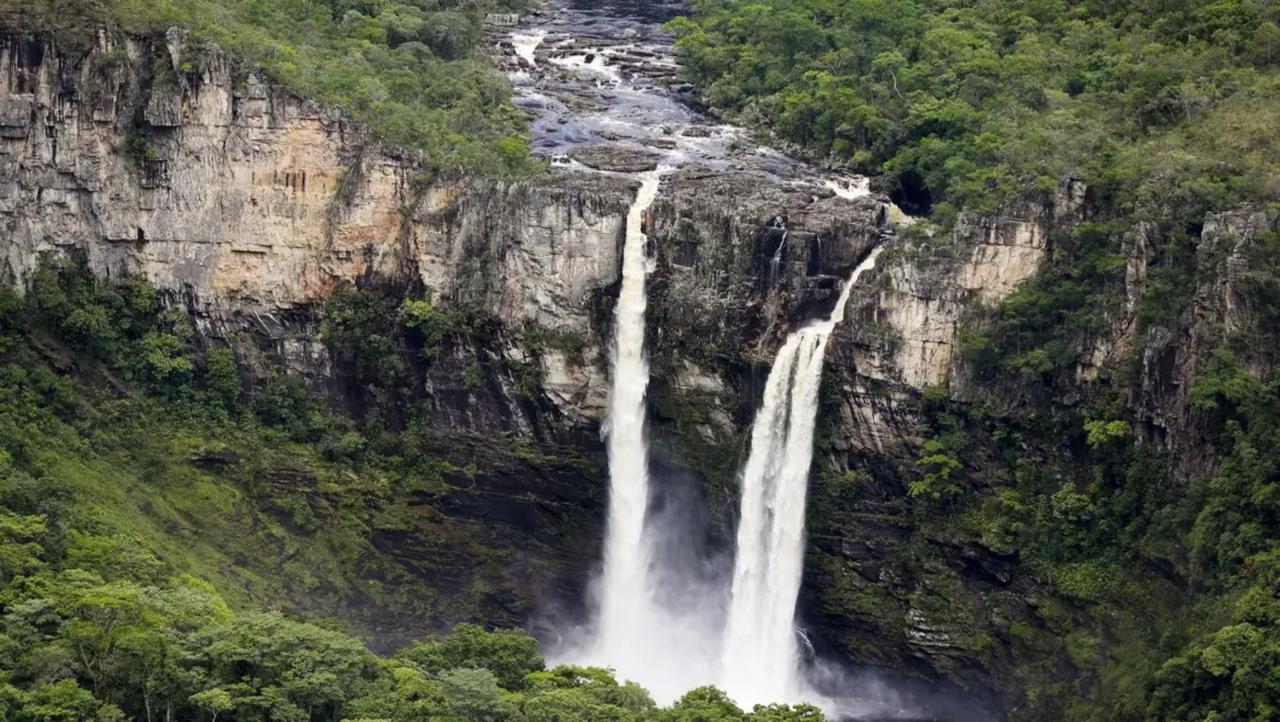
<box><xmin>589</xmin><ymin>169</ymin><xmax>677</xmax><ymax>689</ymax></box>
<box><xmin>511</xmin><ymin>30</ymin><xmax>545</xmax><ymax>67</ymax></box>
<box><xmin>769</xmin><ymin>233</ymin><xmax>789</xmax><ymax>286</ymax></box>
<box><xmin>824</xmin><ymin>177</ymin><xmax>872</xmax><ymax>200</ymax></box>
<box><xmin>720</xmin><ymin>245</ymin><xmax>885</xmax><ymax>707</ymax></box>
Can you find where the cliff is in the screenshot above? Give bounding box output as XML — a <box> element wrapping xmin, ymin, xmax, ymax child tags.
<box><xmin>0</xmin><ymin>25</ymin><xmax>1052</xmax><ymax>715</ymax></box>
<box><xmin>4</xmin><ymin>25</ymin><xmax>1269</xmax><ymax>721</ymax></box>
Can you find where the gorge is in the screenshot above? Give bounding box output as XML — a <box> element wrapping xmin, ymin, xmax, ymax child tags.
<box><xmin>0</xmin><ymin>11</ymin><xmax>1097</xmax><ymax>721</ymax></box>
<box><xmin>499</xmin><ymin>1</ymin><xmax>914</xmax><ymax>710</ymax></box>
<box><xmin>2</xmin><ymin>0</ymin><xmax>1279</xmax><ymax>720</ymax></box>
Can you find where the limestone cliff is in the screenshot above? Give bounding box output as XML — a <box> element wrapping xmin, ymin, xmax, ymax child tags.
<box><xmin>0</xmin><ymin>29</ymin><xmax>632</xmax><ymax>411</ymax></box>
<box><xmin>6</xmin><ymin>23</ymin><xmax>1254</xmax><ymax>722</ymax></box>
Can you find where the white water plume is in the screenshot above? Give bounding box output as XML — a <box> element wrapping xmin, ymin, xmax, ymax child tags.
<box><xmin>595</xmin><ymin>170</ymin><xmax>662</xmax><ymax>655</ymax></box>
<box><xmin>720</xmin><ymin>245</ymin><xmax>885</xmax><ymax>708</ymax></box>
<box><xmin>549</xmin><ymin>50</ymin><xmax>625</xmax><ymax>85</ymax></box>
<box><xmin>824</xmin><ymin>177</ymin><xmax>871</xmax><ymax>199</ymax></box>
<box><xmin>568</xmin><ymin>170</ymin><xmax>722</xmax><ymax>703</ymax></box>
<box><xmin>511</xmin><ymin>30</ymin><xmax>545</xmax><ymax>67</ymax></box>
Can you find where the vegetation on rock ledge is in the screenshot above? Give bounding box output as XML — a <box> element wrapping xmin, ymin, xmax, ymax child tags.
<box><xmin>1</xmin><ymin>0</ymin><xmax>538</xmax><ymax>175</ymax></box>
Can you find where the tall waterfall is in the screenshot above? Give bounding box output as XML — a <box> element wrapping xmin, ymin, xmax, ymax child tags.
<box><xmin>720</xmin><ymin>246</ymin><xmax>885</xmax><ymax>707</ymax></box>
<box><xmin>591</xmin><ymin>170</ymin><xmax>675</xmax><ymax>689</ymax></box>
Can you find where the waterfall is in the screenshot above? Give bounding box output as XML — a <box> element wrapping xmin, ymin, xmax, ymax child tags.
<box><xmin>590</xmin><ymin>169</ymin><xmax>674</xmax><ymax>689</ymax></box>
<box><xmin>720</xmin><ymin>245</ymin><xmax>885</xmax><ymax>707</ymax></box>
<box><xmin>769</xmin><ymin>226</ymin><xmax>788</xmax><ymax>287</ymax></box>
<box><xmin>511</xmin><ymin>30</ymin><xmax>545</xmax><ymax>67</ymax></box>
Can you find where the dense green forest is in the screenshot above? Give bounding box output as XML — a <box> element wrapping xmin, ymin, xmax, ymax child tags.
<box><xmin>669</xmin><ymin>0</ymin><xmax>1279</xmax><ymax>219</ymax></box>
<box><xmin>0</xmin><ymin>260</ymin><xmax>832</xmax><ymax>721</ymax></box>
<box><xmin>2</xmin><ymin>0</ymin><xmax>1279</xmax><ymax>718</ymax></box>
<box><xmin>0</xmin><ymin>0</ymin><xmax>536</xmax><ymax>174</ymax></box>
<box><xmin>670</xmin><ymin>1</ymin><xmax>1280</xmax><ymax>720</ymax></box>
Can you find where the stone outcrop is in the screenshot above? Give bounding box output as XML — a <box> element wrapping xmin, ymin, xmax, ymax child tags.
<box><xmin>1133</xmin><ymin>208</ymin><xmax>1280</xmax><ymax>476</ymax></box>
<box><xmin>0</xmin><ymin>30</ymin><xmax>632</xmax><ymax>410</ymax></box>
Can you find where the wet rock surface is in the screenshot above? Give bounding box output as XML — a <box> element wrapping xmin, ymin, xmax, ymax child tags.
<box><xmin>567</xmin><ymin>142</ymin><xmax>660</xmax><ymax>172</ymax></box>
<box><xmin>495</xmin><ymin>0</ymin><xmax>868</xmax><ymax>188</ymax></box>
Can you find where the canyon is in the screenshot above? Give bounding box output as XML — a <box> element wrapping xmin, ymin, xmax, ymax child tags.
<box><xmin>2</xmin><ymin>2</ymin><xmax>1276</xmax><ymax>719</ymax></box>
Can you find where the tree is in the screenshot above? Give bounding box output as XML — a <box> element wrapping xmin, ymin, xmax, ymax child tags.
<box><xmin>202</xmin><ymin>348</ymin><xmax>242</xmax><ymax>413</ymax></box>
<box><xmin>438</xmin><ymin>668</ymin><xmax>515</xmax><ymax>721</ymax></box>
<box><xmin>399</xmin><ymin>624</ymin><xmax>544</xmax><ymax>690</ymax></box>
<box><xmin>189</xmin><ymin>688</ymin><xmax>234</xmax><ymax>722</ymax></box>
<box><xmin>661</xmin><ymin>686</ymin><xmax>745</xmax><ymax>722</ymax></box>
<box><xmin>749</xmin><ymin>703</ymin><xmax>825</xmax><ymax>722</ymax></box>
<box><xmin>183</xmin><ymin>612</ymin><xmax>381</xmax><ymax>722</ymax></box>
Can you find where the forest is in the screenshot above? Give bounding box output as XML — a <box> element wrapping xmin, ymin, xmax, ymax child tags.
<box><xmin>661</xmin><ymin>1</ymin><xmax>1280</xmax><ymax>719</ymax></box>
<box><xmin>669</xmin><ymin>0</ymin><xmax>1279</xmax><ymax>219</ymax></box>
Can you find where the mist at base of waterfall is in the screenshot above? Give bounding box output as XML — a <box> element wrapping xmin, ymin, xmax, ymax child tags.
<box><xmin>531</xmin><ymin>465</ymin><xmax>997</xmax><ymax>720</ymax></box>
<box><xmin>542</xmin><ymin>470</ymin><xmax>731</xmax><ymax>704</ymax></box>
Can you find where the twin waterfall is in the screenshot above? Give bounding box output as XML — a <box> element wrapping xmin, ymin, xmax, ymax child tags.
<box><xmin>585</xmin><ymin>172</ymin><xmax>881</xmax><ymax>709</ymax></box>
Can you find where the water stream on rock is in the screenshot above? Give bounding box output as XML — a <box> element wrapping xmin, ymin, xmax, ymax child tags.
<box><xmin>720</xmin><ymin>247</ymin><xmax>886</xmax><ymax>708</ymax></box>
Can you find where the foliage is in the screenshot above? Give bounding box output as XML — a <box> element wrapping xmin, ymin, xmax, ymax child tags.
<box><xmin>0</xmin><ymin>258</ymin><xmax>833</xmax><ymax>721</ymax></box>
<box><xmin>1186</xmin><ymin>350</ymin><xmax>1280</xmax><ymax>583</ymax></box>
<box><xmin>908</xmin><ymin>388</ymin><xmax>969</xmax><ymax>503</ymax></box>
<box><xmin>670</xmin><ymin>0</ymin><xmax>1280</xmax><ymax>217</ymax></box>
<box><xmin>890</xmin><ymin>251</ymin><xmax>1280</xmax><ymax>718</ymax></box>
<box><xmin>1</xmin><ymin>0</ymin><xmax>539</xmax><ymax>176</ymax></box>
<box><xmin>909</xmin><ymin>438</ymin><xmax>964</xmax><ymax>502</ymax></box>
<box><xmin>958</xmin><ymin>220</ymin><xmax>1126</xmax><ymax>383</ymax></box>
<box><xmin>1147</xmin><ymin>551</ymin><xmax>1280</xmax><ymax>721</ymax></box>
<box><xmin>398</xmin><ymin>622</ymin><xmax>543</xmax><ymax>690</ymax></box>
<box><xmin>671</xmin><ymin>0</ymin><xmax>1280</xmax><ymax>421</ymax></box>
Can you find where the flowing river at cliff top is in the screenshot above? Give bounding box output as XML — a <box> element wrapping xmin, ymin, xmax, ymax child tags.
<box><xmin>499</xmin><ymin>0</ymin><xmax>868</xmax><ymax>192</ymax></box>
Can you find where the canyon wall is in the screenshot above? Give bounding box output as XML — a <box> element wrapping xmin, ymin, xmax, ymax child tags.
<box><xmin>0</xmin><ymin>26</ymin><xmax>1050</xmax><ymax>712</ymax></box>
<box><xmin>7</xmin><ymin>26</ymin><xmax>1271</xmax><ymax>720</ymax></box>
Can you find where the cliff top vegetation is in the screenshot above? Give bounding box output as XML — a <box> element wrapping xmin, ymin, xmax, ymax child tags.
<box><xmin>670</xmin><ymin>0</ymin><xmax>1280</xmax><ymax>221</ymax></box>
<box><xmin>1</xmin><ymin>0</ymin><xmax>538</xmax><ymax>175</ymax></box>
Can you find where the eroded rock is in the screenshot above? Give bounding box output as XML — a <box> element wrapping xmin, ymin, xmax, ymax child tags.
<box><xmin>567</xmin><ymin>143</ymin><xmax>660</xmax><ymax>172</ymax></box>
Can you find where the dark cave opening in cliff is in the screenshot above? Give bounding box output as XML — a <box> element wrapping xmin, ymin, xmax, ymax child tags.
<box><xmin>890</xmin><ymin>170</ymin><xmax>933</xmax><ymax>217</ymax></box>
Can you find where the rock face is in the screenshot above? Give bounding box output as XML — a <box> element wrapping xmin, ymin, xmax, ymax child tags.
<box><xmin>0</xmin><ymin>26</ymin><xmax>1048</xmax><ymax>714</ymax></box>
<box><xmin>2</xmin><ymin>29</ymin><xmax>403</xmax><ymax>310</ymax></box>
<box><xmin>7</xmin><ymin>25</ymin><xmax>1256</xmax><ymax>722</ymax></box>
<box><xmin>0</xmin><ymin>30</ymin><xmax>632</xmax><ymax>400</ymax></box>
<box><xmin>0</xmin><ymin>27</ymin><xmax>634</xmax><ymax>643</ymax></box>
<box><xmin>1132</xmin><ymin>208</ymin><xmax>1280</xmax><ymax>477</ymax></box>
<box><xmin>641</xmin><ymin>178</ymin><xmax>1082</xmax><ymax>716</ymax></box>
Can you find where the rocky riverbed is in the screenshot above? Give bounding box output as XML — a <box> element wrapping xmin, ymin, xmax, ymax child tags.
<box><xmin>493</xmin><ymin>0</ymin><xmax>872</xmax><ymax>197</ymax></box>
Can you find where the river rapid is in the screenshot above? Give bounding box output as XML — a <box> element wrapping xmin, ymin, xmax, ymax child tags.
<box><xmin>496</xmin><ymin>0</ymin><xmax>868</xmax><ymax>195</ymax></box>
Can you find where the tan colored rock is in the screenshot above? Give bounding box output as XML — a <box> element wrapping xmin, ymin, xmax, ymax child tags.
<box><xmin>0</xmin><ymin>31</ymin><xmax>633</xmax><ymax>423</ymax></box>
